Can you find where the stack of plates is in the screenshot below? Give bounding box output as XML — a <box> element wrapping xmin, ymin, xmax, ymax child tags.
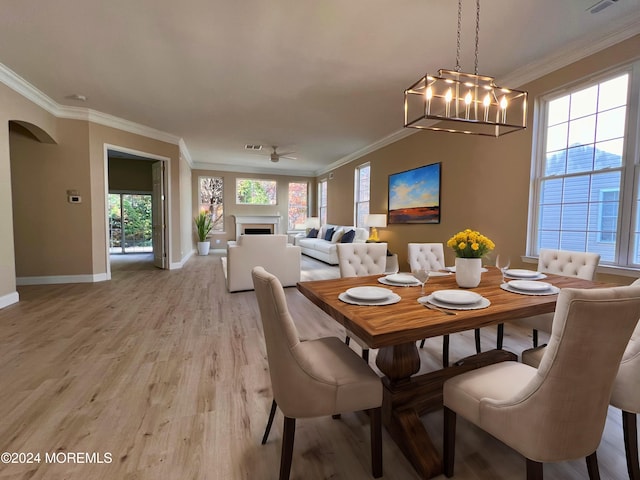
<box><xmin>418</xmin><ymin>289</ymin><xmax>490</xmax><ymax>310</ymax></box>
<box><xmin>504</xmin><ymin>269</ymin><xmax>547</xmax><ymax>280</ymax></box>
<box><xmin>339</xmin><ymin>286</ymin><xmax>401</xmax><ymax>305</ymax></box>
<box><xmin>501</xmin><ymin>280</ymin><xmax>559</xmax><ymax>296</ymax></box>
<box><xmin>378</xmin><ymin>273</ymin><xmax>421</xmax><ymax>286</ymax></box>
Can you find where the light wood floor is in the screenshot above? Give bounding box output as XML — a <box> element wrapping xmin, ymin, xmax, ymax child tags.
<box><xmin>0</xmin><ymin>253</ymin><xmax>631</xmax><ymax>479</ymax></box>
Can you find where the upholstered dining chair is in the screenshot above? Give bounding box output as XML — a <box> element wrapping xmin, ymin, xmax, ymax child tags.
<box><xmin>443</xmin><ymin>284</ymin><xmax>640</xmax><ymax>480</ymax></box>
<box><xmin>407</xmin><ymin>242</ymin><xmax>481</xmax><ymax>367</ymax></box>
<box><xmin>336</xmin><ymin>242</ymin><xmax>388</xmax><ymax>361</ymax></box>
<box><xmin>522</xmin><ymin>277</ymin><xmax>640</xmax><ymax>480</ymax></box>
<box><xmin>611</xmin><ymin>319</ymin><xmax>640</xmax><ymax>480</ymax></box>
<box><xmin>252</xmin><ymin>266</ymin><xmax>383</xmax><ymax>480</ymax></box>
<box><xmin>497</xmin><ymin>248</ymin><xmax>601</xmax><ymax>349</ymax></box>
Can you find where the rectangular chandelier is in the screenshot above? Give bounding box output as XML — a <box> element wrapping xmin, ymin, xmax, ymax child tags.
<box><xmin>404</xmin><ymin>69</ymin><xmax>528</xmax><ymax>137</ymax></box>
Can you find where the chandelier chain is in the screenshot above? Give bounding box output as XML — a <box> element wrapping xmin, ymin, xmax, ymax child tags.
<box><xmin>474</xmin><ymin>0</ymin><xmax>480</xmax><ymax>75</ymax></box>
<box><xmin>455</xmin><ymin>0</ymin><xmax>462</xmax><ymax>72</ymax></box>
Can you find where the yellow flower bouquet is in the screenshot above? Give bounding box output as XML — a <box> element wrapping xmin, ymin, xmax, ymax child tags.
<box><xmin>447</xmin><ymin>229</ymin><xmax>495</xmax><ymax>258</ymax></box>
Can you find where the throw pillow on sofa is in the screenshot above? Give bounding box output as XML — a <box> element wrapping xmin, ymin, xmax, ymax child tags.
<box><xmin>324</xmin><ymin>227</ymin><xmax>335</xmax><ymax>241</ymax></box>
<box><xmin>306</xmin><ymin>228</ymin><xmax>318</xmax><ymax>238</ymax></box>
<box><xmin>340</xmin><ymin>229</ymin><xmax>356</xmax><ymax>243</ymax></box>
<box><xmin>331</xmin><ymin>229</ymin><xmax>344</xmax><ymax>243</ymax></box>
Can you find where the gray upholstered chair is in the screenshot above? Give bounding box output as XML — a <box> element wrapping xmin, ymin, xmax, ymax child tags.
<box><xmin>252</xmin><ymin>266</ymin><xmax>383</xmax><ymax>480</ymax></box>
<box><xmin>336</xmin><ymin>242</ymin><xmax>388</xmax><ymax>361</ymax></box>
<box><xmin>408</xmin><ymin>242</ymin><xmax>481</xmax><ymax>366</ymax></box>
<box><xmin>523</xmin><ymin>277</ymin><xmax>640</xmax><ymax>480</ymax></box>
<box><xmin>498</xmin><ymin>248</ymin><xmax>601</xmax><ymax>349</ymax></box>
<box><xmin>444</xmin><ymin>284</ymin><xmax>640</xmax><ymax>480</ymax></box>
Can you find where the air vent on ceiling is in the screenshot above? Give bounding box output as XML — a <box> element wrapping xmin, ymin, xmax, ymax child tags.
<box><xmin>244</xmin><ymin>144</ymin><xmax>263</xmax><ymax>150</ymax></box>
<box><xmin>588</xmin><ymin>0</ymin><xmax>618</xmax><ymax>14</ymax></box>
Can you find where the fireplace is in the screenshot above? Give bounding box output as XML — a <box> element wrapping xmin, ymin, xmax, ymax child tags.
<box><xmin>233</xmin><ymin>215</ymin><xmax>281</xmax><ymax>239</ymax></box>
<box><xmin>244</xmin><ymin>227</ymin><xmax>272</xmax><ymax>235</ymax></box>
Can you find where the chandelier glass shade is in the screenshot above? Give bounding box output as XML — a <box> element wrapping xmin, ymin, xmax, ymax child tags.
<box><xmin>404</xmin><ymin>1</ymin><xmax>528</xmax><ymax>137</ymax></box>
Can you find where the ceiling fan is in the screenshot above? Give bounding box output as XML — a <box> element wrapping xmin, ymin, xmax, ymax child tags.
<box><xmin>265</xmin><ymin>145</ymin><xmax>297</xmax><ymax>162</ymax></box>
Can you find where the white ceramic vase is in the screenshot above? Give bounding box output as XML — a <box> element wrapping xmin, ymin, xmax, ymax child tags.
<box><xmin>197</xmin><ymin>241</ymin><xmax>211</xmax><ymax>256</ymax></box>
<box><xmin>455</xmin><ymin>257</ymin><xmax>482</xmax><ymax>288</ymax></box>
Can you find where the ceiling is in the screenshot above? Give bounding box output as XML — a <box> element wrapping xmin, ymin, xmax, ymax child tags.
<box><xmin>1</xmin><ymin>0</ymin><xmax>640</xmax><ymax>176</ymax></box>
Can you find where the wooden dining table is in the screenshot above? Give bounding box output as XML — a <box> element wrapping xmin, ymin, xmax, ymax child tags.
<box><xmin>297</xmin><ymin>267</ymin><xmax>611</xmax><ymax>479</ymax></box>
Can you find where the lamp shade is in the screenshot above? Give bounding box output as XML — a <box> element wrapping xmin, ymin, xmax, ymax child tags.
<box><xmin>364</xmin><ymin>214</ymin><xmax>387</xmax><ymax>228</ymax></box>
<box><xmin>305</xmin><ymin>217</ymin><xmax>320</xmax><ymax>229</ymax></box>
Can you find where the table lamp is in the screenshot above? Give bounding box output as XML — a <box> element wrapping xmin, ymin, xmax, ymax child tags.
<box><xmin>365</xmin><ymin>214</ymin><xmax>387</xmax><ymax>242</ymax></box>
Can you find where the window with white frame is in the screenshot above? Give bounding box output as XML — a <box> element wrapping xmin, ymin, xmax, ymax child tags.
<box><xmin>529</xmin><ymin>64</ymin><xmax>640</xmax><ymax>268</ymax></box>
<box><xmin>236</xmin><ymin>178</ymin><xmax>277</xmax><ymax>205</ymax></box>
<box><xmin>199</xmin><ymin>176</ymin><xmax>224</xmax><ymax>232</ymax></box>
<box><xmin>354</xmin><ymin>163</ymin><xmax>370</xmax><ymax>227</ymax></box>
<box><xmin>318</xmin><ymin>179</ymin><xmax>328</xmax><ymax>226</ymax></box>
<box><xmin>288</xmin><ymin>181</ymin><xmax>308</xmax><ymax>230</ymax></box>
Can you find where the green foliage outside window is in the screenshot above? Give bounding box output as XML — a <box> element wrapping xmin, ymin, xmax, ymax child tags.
<box><xmin>236</xmin><ymin>178</ymin><xmax>277</xmax><ymax>205</ymax></box>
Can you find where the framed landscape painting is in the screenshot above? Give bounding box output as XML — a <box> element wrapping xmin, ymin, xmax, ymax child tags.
<box><xmin>388</xmin><ymin>162</ymin><xmax>441</xmax><ymax>224</ymax></box>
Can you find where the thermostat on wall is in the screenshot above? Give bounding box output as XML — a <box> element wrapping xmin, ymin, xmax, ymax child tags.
<box><xmin>68</xmin><ymin>195</ymin><xmax>82</xmax><ymax>203</ymax></box>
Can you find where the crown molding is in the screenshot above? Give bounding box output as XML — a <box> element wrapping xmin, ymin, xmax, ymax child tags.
<box><xmin>499</xmin><ymin>10</ymin><xmax>640</xmax><ymax>89</ymax></box>
<box><xmin>179</xmin><ymin>139</ymin><xmax>194</xmax><ymax>168</ymax></box>
<box><xmin>58</xmin><ymin>106</ymin><xmax>181</xmax><ymax>145</ymax></box>
<box><xmin>0</xmin><ymin>62</ymin><xmax>59</xmax><ymax>113</ymax></box>
<box><xmin>0</xmin><ymin>62</ymin><xmax>181</xmax><ymax>146</ymax></box>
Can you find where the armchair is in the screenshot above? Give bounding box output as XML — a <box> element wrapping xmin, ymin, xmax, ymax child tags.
<box><xmin>226</xmin><ymin>234</ymin><xmax>300</xmax><ymax>292</ymax></box>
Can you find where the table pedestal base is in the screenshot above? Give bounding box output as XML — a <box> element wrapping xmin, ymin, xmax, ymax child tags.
<box><xmin>380</xmin><ymin>349</ymin><xmax>517</xmax><ymax>479</ymax></box>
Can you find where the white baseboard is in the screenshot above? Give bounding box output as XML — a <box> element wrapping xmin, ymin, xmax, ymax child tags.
<box><xmin>170</xmin><ymin>249</ymin><xmax>195</xmax><ymax>269</ymax></box>
<box><xmin>16</xmin><ymin>273</ymin><xmax>108</xmax><ymax>286</ymax></box>
<box><xmin>0</xmin><ymin>291</ymin><xmax>19</xmax><ymax>309</ymax></box>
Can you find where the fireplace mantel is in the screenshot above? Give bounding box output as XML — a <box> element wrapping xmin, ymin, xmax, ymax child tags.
<box><xmin>233</xmin><ymin>215</ymin><xmax>281</xmax><ymax>238</ymax></box>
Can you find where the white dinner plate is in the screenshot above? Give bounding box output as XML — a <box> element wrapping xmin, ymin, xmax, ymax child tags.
<box><xmin>508</xmin><ymin>280</ymin><xmax>553</xmax><ymax>292</ymax></box>
<box><xmin>445</xmin><ymin>266</ymin><xmax>489</xmax><ymax>273</ymax></box>
<box><xmin>418</xmin><ymin>295</ymin><xmax>491</xmax><ymax>311</ymax></box>
<box><xmin>428</xmin><ymin>271</ymin><xmax>452</xmax><ymax>277</ymax></box>
<box><xmin>378</xmin><ymin>277</ymin><xmax>420</xmax><ymax>287</ymax></box>
<box><xmin>500</xmin><ymin>284</ymin><xmax>560</xmax><ymax>296</ymax></box>
<box><xmin>505</xmin><ymin>269</ymin><xmax>541</xmax><ymax>278</ymax></box>
<box><xmin>339</xmin><ymin>292</ymin><xmax>401</xmax><ymax>306</ymax></box>
<box><xmin>432</xmin><ymin>289</ymin><xmax>483</xmax><ymax>305</ymax></box>
<box><xmin>345</xmin><ymin>286</ymin><xmax>393</xmax><ymax>301</ymax></box>
<box><xmin>386</xmin><ymin>273</ymin><xmax>418</xmax><ymax>284</ymax></box>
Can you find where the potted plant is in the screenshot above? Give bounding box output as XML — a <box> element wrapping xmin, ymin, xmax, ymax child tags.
<box><xmin>447</xmin><ymin>229</ymin><xmax>495</xmax><ymax>287</ymax></box>
<box><xmin>194</xmin><ymin>212</ymin><xmax>213</xmax><ymax>255</ymax></box>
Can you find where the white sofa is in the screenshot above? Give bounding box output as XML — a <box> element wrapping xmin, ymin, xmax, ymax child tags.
<box><xmin>226</xmin><ymin>234</ymin><xmax>301</xmax><ymax>292</ymax></box>
<box><xmin>294</xmin><ymin>224</ymin><xmax>368</xmax><ymax>265</ymax></box>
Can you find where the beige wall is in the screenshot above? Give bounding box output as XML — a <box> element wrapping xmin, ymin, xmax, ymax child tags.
<box><xmin>0</xmin><ymin>86</ymin><xmax>186</xmax><ymax>306</ymax></box>
<box><xmin>10</xmin><ymin>120</ymin><xmax>93</xmax><ymax>277</ymax></box>
<box><xmin>191</xmin><ymin>169</ymin><xmax>315</xmax><ymax>247</ymax></box>
<box><xmin>0</xmin><ymin>82</ymin><xmax>58</xmax><ymax>304</ymax></box>
<box><xmin>180</xmin><ymin>154</ymin><xmax>193</xmax><ymax>260</ymax></box>
<box><xmin>87</xmin><ymin>123</ymin><xmax>182</xmax><ymax>272</ymax></box>
<box><xmin>325</xmin><ymin>34</ymin><xmax>640</xmax><ymax>285</ymax></box>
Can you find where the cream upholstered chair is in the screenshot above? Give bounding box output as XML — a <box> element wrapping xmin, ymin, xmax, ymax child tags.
<box><xmin>523</xmin><ymin>277</ymin><xmax>640</xmax><ymax>480</ymax></box>
<box><xmin>252</xmin><ymin>267</ymin><xmax>383</xmax><ymax>480</ymax></box>
<box><xmin>336</xmin><ymin>242</ymin><xmax>387</xmax><ymax>278</ymax></box>
<box><xmin>497</xmin><ymin>248</ymin><xmax>601</xmax><ymax>349</ymax></box>
<box><xmin>611</xmin><ymin>320</ymin><xmax>640</xmax><ymax>480</ymax></box>
<box><xmin>443</xmin><ymin>284</ymin><xmax>640</xmax><ymax>480</ymax></box>
<box><xmin>336</xmin><ymin>242</ymin><xmax>388</xmax><ymax>362</ymax></box>
<box><xmin>408</xmin><ymin>242</ymin><xmax>481</xmax><ymax>366</ymax></box>
<box><xmin>226</xmin><ymin>234</ymin><xmax>301</xmax><ymax>292</ymax></box>
<box><xmin>407</xmin><ymin>242</ymin><xmax>446</xmax><ymax>271</ymax></box>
